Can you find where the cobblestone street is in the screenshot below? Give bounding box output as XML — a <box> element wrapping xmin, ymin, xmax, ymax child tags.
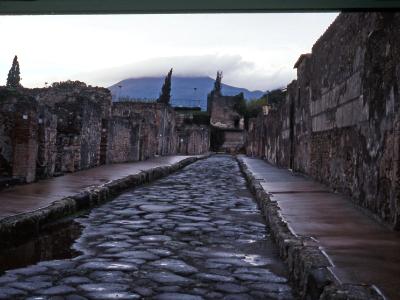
<box><xmin>0</xmin><ymin>155</ymin><xmax>293</xmax><ymax>300</ymax></box>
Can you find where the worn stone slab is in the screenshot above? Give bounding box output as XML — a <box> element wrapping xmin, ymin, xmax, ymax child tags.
<box><xmin>0</xmin><ymin>154</ymin><xmax>209</xmax><ymax>248</ymax></box>
<box><xmin>0</xmin><ymin>155</ymin><xmax>294</xmax><ymax>299</ymax></box>
<box><xmin>237</xmin><ymin>155</ymin><xmax>393</xmax><ymax>299</ymax></box>
<box><xmin>260</xmin><ymin>181</ymin><xmax>329</xmax><ymax>194</ymax></box>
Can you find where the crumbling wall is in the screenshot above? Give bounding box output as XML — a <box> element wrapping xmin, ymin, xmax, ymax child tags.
<box><xmin>109</xmin><ymin>102</ymin><xmax>177</xmax><ymax>163</ymax></box>
<box><xmin>306</xmin><ymin>12</ymin><xmax>400</xmax><ymax>228</ymax></box>
<box><xmin>253</xmin><ymin>93</ymin><xmax>291</xmax><ymax>167</ymax></box>
<box><xmin>0</xmin><ymin>88</ymin><xmax>39</xmax><ymax>183</ymax></box>
<box><xmin>209</xmin><ymin>93</ymin><xmax>245</xmax><ymax>152</ymax></box>
<box><xmin>175</xmin><ymin>109</ymin><xmax>210</xmax><ymax>155</ymax></box>
<box><xmin>177</xmin><ymin>125</ymin><xmax>210</xmax><ymax>155</ymax></box>
<box><xmin>0</xmin><ymin>82</ymin><xmax>208</xmax><ymax>186</ymax></box>
<box><xmin>246</xmin><ymin>12</ymin><xmax>400</xmax><ymax>229</ymax></box>
<box><xmin>107</xmin><ymin>117</ymin><xmax>140</xmax><ymax>163</ymax></box>
<box><xmin>32</xmin><ymin>85</ymin><xmax>112</xmax><ymax>173</ymax></box>
<box><xmin>36</xmin><ymin>105</ymin><xmax>57</xmax><ymax>179</ymax></box>
<box><xmin>221</xmin><ymin>130</ymin><xmax>245</xmax><ymax>153</ymax></box>
<box><xmin>155</xmin><ymin>103</ymin><xmax>178</xmax><ymax>156</ymax></box>
<box><xmin>209</xmin><ymin>94</ymin><xmax>244</xmax><ymax>130</ymax></box>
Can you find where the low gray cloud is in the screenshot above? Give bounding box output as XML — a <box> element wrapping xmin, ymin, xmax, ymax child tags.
<box><xmin>74</xmin><ymin>54</ymin><xmax>295</xmax><ymax>91</ymax></box>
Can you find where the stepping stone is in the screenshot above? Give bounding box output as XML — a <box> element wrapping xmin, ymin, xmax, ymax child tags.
<box><xmin>8</xmin><ymin>265</ymin><xmax>48</xmax><ymax>276</ymax></box>
<box><xmin>79</xmin><ymin>283</ymin><xmax>129</xmax><ymax>292</ymax></box>
<box><xmin>85</xmin><ymin>292</ymin><xmax>140</xmax><ymax>299</ymax></box>
<box><xmin>118</xmin><ymin>258</ymin><xmax>146</xmax><ymax>265</ymax></box>
<box><xmin>176</xmin><ymin>226</ymin><xmax>198</xmax><ymax>233</ymax></box>
<box><xmin>62</xmin><ymin>276</ymin><xmax>92</xmax><ymax>284</ymax></box>
<box><xmin>66</xmin><ymin>295</ymin><xmax>89</xmax><ymax>300</ymax></box>
<box><xmin>223</xmin><ymin>294</ymin><xmax>255</xmax><ymax>300</ymax></box>
<box><xmin>39</xmin><ymin>285</ymin><xmax>76</xmax><ymax>295</ymax></box>
<box><xmin>206</xmin><ymin>251</ymin><xmax>245</xmax><ymax>258</ymax></box>
<box><xmin>215</xmin><ymin>283</ymin><xmax>249</xmax><ymax>293</ymax></box>
<box><xmin>233</xmin><ymin>271</ymin><xmax>287</xmax><ymax>283</ymax></box>
<box><xmin>170</xmin><ymin>214</ymin><xmax>210</xmax><ymax>222</ymax></box>
<box><xmin>139</xmin><ymin>205</ymin><xmax>178</xmax><ymax>213</ymax></box>
<box><xmin>157</xmin><ymin>286</ymin><xmax>181</xmax><ymax>292</ymax></box>
<box><xmin>79</xmin><ymin>261</ymin><xmax>137</xmax><ymax>271</ymax></box>
<box><xmin>134</xmin><ymin>286</ymin><xmax>153</xmax><ymax>296</ymax></box>
<box><xmin>38</xmin><ymin>260</ymin><xmax>76</xmax><ymax>269</ymax></box>
<box><xmin>206</xmin><ymin>258</ymin><xmax>250</xmax><ymax>267</ymax></box>
<box><xmin>0</xmin><ymin>287</ymin><xmax>27</xmax><ymax>298</ymax></box>
<box><xmin>146</xmin><ymin>271</ymin><xmax>192</xmax><ymax>284</ymax></box>
<box><xmin>139</xmin><ymin>235</ymin><xmax>172</xmax><ymax>242</ymax></box>
<box><xmin>155</xmin><ymin>293</ymin><xmax>204</xmax><ymax>300</ymax></box>
<box><xmin>10</xmin><ymin>281</ymin><xmax>52</xmax><ymax>291</ymax></box>
<box><xmin>195</xmin><ymin>273</ymin><xmax>235</xmax><ymax>282</ymax></box>
<box><xmin>89</xmin><ymin>271</ymin><xmax>128</xmax><ymax>282</ymax></box>
<box><xmin>97</xmin><ymin>241</ymin><xmax>132</xmax><ymax>248</ymax></box>
<box><xmin>0</xmin><ymin>275</ymin><xmax>18</xmax><ymax>284</ymax></box>
<box><xmin>118</xmin><ymin>250</ymin><xmax>159</xmax><ymax>260</ymax></box>
<box><xmin>25</xmin><ymin>275</ymin><xmax>53</xmax><ymax>282</ymax></box>
<box><xmin>110</xmin><ymin>220</ymin><xmax>150</xmax><ymax>225</ymax></box>
<box><xmin>144</xmin><ymin>213</ymin><xmax>167</xmax><ymax>219</ymax></box>
<box><xmin>243</xmin><ymin>255</ymin><xmax>271</xmax><ymax>266</ymax></box>
<box><xmin>149</xmin><ymin>248</ymin><xmax>173</xmax><ymax>257</ymax></box>
<box><xmin>150</xmin><ymin>259</ymin><xmax>198</xmax><ymax>274</ymax></box>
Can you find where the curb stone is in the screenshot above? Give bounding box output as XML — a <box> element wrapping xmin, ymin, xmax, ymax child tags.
<box><xmin>236</xmin><ymin>156</ymin><xmax>384</xmax><ymax>300</ymax></box>
<box><xmin>0</xmin><ymin>155</ymin><xmax>210</xmax><ymax>249</ymax></box>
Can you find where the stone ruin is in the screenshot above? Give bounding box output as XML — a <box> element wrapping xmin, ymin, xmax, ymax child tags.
<box><xmin>246</xmin><ymin>12</ymin><xmax>400</xmax><ymax>229</ymax></box>
<box><xmin>0</xmin><ymin>81</ymin><xmax>210</xmax><ymax>185</ymax></box>
<box><xmin>174</xmin><ymin>107</ymin><xmax>210</xmax><ymax>155</ymax></box>
<box><xmin>108</xmin><ymin>102</ymin><xmax>177</xmax><ymax>162</ymax></box>
<box><xmin>208</xmin><ymin>92</ymin><xmax>246</xmax><ymax>153</ymax></box>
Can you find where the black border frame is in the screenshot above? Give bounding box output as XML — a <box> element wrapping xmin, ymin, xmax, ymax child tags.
<box><xmin>0</xmin><ymin>0</ymin><xmax>400</xmax><ymax>15</ymax></box>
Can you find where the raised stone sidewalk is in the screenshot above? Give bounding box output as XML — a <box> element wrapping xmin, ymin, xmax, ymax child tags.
<box><xmin>0</xmin><ymin>154</ymin><xmax>209</xmax><ymax>248</ymax></box>
<box><xmin>237</xmin><ymin>155</ymin><xmax>400</xmax><ymax>300</ymax></box>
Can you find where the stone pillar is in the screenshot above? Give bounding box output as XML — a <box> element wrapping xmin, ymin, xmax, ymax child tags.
<box><xmin>12</xmin><ymin>110</ymin><xmax>38</xmax><ymax>183</ymax></box>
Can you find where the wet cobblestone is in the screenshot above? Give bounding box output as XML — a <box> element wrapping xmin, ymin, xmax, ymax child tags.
<box><xmin>0</xmin><ymin>155</ymin><xmax>294</xmax><ymax>299</ymax></box>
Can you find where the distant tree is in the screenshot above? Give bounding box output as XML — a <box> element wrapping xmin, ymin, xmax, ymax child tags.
<box><xmin>213</xmin><ymin>71</ymin><xmax>223</xmax><ymax>96</ymax></box>
<box><xmin>158</xmin><ymin>68</ymin><xmax>173</xmax><ymax>104</ymax></box>
<box><xmin>267</xmin><ymin>88</ymin><xmax>287</xmax><ymax>107</ymax></box>
<box><xmin>6</xmin><ymin>55</ymin><xmax>22</xmax><ymax>88</ymax></box>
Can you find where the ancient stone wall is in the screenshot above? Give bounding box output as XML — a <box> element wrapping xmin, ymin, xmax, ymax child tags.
<box><xmin>177</xmin><ymin>125</ymin><xmax>210</xmax><ymax>155</ymax></box>
<box><xmin>107</xmin><ymin>117</ymin><xmax>140</xmax><ymax>163</ymax></box>
<box><xmin>246</xmin><ymin>115</ymin><xmax>266</xmax><ymax>158</ymax></box>
<box><xmin>174</xmin><ymin>109</ymin><xmax>210</xmax><ymax>155</ymax></box>
<box><xmin>209</xmin><ymin>93</ymin><xmax>244</xmax><ymax>130</ymax></box>
<box><xmin>208</xmin><ymin>93</ymin><xmax>246</xmax><ymax>152</ymax></box>
<box><xmin>0</xmin><ymin>88</ymin><xmax>39</xmax><ymax>183</ymax></box>
<box><xmin>0</xmin><ymin>83</ymin><xmax>209</xmax><ymax>186</ymax></box>
<box><xmin>36</xmin><ymin>105</ymin><xmax>57</xmax><ymax>179</ymax></box>
<box><xmin>31</xmin><ymin>85</ymin><xmax>112</xmax><ymax>173</ymax></box>
<box><xmin>108</xmin><ymin>102</ymin><xmax>177</xmax><ymax>163</ymax></box>
<box><xmin>246</xmin><ymin>12</ymin><xmax>400</xmax><ymax>228</ymax></box>
<box><xmin>155</xmin><ymin>103</ymin><xmax>178</xmax><ymax>156</ymax></box>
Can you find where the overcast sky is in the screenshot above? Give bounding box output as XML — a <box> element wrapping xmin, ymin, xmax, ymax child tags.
<box><xmin>0</xmin><ymin>13</ymin><xmax>338</xmax><ymax>91</ymax></box>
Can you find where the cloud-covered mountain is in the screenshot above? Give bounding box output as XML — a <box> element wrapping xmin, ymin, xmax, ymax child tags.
<box><xmin>108</xmin><ymin>76</ymin><xmax>264</xmax><ymax>110</ymax></box>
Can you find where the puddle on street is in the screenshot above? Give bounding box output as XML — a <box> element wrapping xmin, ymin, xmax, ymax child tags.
<box><xmin>0</xmin><ymin>220</ymin><xmax>83</xmax><ymax>274</ymax></box>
